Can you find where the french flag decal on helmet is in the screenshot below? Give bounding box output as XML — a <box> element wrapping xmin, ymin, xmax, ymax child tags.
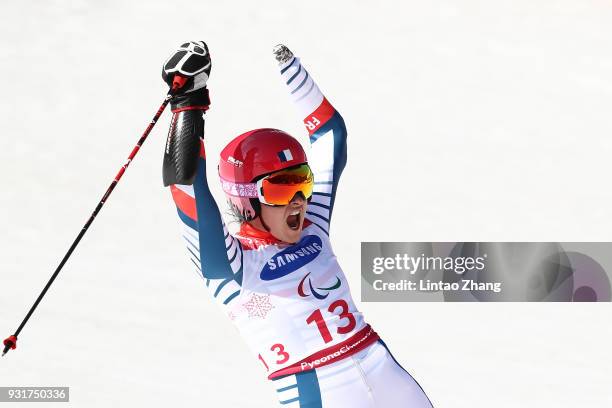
<box><xmin>277</xmin><ymin>149</ymin><xmax>293</xmax><ymax>162</ymax></box>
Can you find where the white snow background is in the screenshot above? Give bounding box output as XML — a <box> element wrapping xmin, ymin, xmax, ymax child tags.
<box><xmin>1</xmin><ymin>1</ymin><xmax>611</xmax><ymax>407</ymax></box>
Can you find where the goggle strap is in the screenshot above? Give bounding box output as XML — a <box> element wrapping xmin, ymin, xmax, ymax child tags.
<box><xmin>220</xmin><ymin>179</ymin><xmax>259</xmax><ymax>198</ymax></box>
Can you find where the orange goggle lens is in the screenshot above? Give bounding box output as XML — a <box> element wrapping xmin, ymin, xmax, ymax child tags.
<box><xmin>259</xmin><ymin>164</ymin><xmax>314</xmax><ymax>206</ymax></box>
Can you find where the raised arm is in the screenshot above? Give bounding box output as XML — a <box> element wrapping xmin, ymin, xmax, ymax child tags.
<box><xmin>162</xmin><ymin>41</ymin><xmax>243</xmax><ymax>306</ymax></box>
<box><xmin>274</xmin><ymin>45</ymin><xmax>347</xmax><ymax>235</ymax></box>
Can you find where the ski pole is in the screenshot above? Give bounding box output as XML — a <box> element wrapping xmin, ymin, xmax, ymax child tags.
<box><xmin>2</xmin><ymin>75</ymin><xmax>188</xmax><ymax>357</ymax></box>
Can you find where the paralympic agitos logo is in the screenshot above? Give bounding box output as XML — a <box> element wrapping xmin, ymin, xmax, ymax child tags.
<box><xmin>298</xmin><ymin>273</ymin><xmax>342</xmax><ymax>299</ymax></box>
<box><xmin>260</xmin><ymin>235</ymin><xmax>324</xmax><ymax>281</ymax></box>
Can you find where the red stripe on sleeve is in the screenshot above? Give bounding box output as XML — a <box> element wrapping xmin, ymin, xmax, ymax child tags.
<box><xmin>170</xmin><ymin>185</ymin><xmax>198</xmax><ymax>222</ymax></box>
<box><xmin>303</xmin><ymin>98</ymin><xmax>335</xmax><ymax>135</ymax></box>
<box><xmin>200</xmin><ymin>139</ymin><xmax>206</xmax><ymax>159</ymax></box>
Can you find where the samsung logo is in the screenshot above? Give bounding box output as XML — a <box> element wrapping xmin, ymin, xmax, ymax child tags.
<box><xmin>260</xmin><ymin>235</ymin><xmax>323</xmax><ymax>281</ymax></box>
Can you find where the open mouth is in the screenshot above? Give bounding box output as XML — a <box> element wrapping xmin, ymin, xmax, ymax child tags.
<box><xmin>286</xmin><ymin>210</ymin><xmax>301</xmax><ymax>230</ymax></box>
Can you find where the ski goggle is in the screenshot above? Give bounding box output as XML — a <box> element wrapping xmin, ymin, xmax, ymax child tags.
<box><xmin>257</xmin><ymin>164</ymin><xmax>314</xmax><ymax>206</ymax></box>
<box><xmin>220</xmin><ymin>164</ymin><xmax>314</xmax><ymax>206</ymax></box>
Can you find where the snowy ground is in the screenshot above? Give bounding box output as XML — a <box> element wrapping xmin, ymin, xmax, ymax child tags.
<box><xmin>1</xmin><ymin>1</ymin><xmax>611</xmax><ymax>407</ymax></box>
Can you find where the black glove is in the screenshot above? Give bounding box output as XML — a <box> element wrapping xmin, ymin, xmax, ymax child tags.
<box><xmin>162</xmin><ymin>40</ymin><xmax>211</xmax><ymax>95</ymax></box>
<box><xmin>161</xmin><ymin>41</ymin><xmax>212</xmax><ymax>186</ymax></box>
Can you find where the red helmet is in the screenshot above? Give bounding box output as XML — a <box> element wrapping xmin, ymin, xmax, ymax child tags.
<box><xmin>219</xmin><ymin>128</ymin><xmax>308</xmax><ymax>221</ymax></box>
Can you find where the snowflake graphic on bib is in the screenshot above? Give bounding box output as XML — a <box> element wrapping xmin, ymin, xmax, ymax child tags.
<box><xmin>243</xmin><ymin>293</ymin><xmax>275</xmax><ymax>319</ymax></box>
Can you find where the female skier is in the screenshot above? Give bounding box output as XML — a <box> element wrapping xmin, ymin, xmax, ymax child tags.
<box><xmin>161</xmin><ymin>41</ymin><xmax>433</xmax><ymax>408</ymax></box>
